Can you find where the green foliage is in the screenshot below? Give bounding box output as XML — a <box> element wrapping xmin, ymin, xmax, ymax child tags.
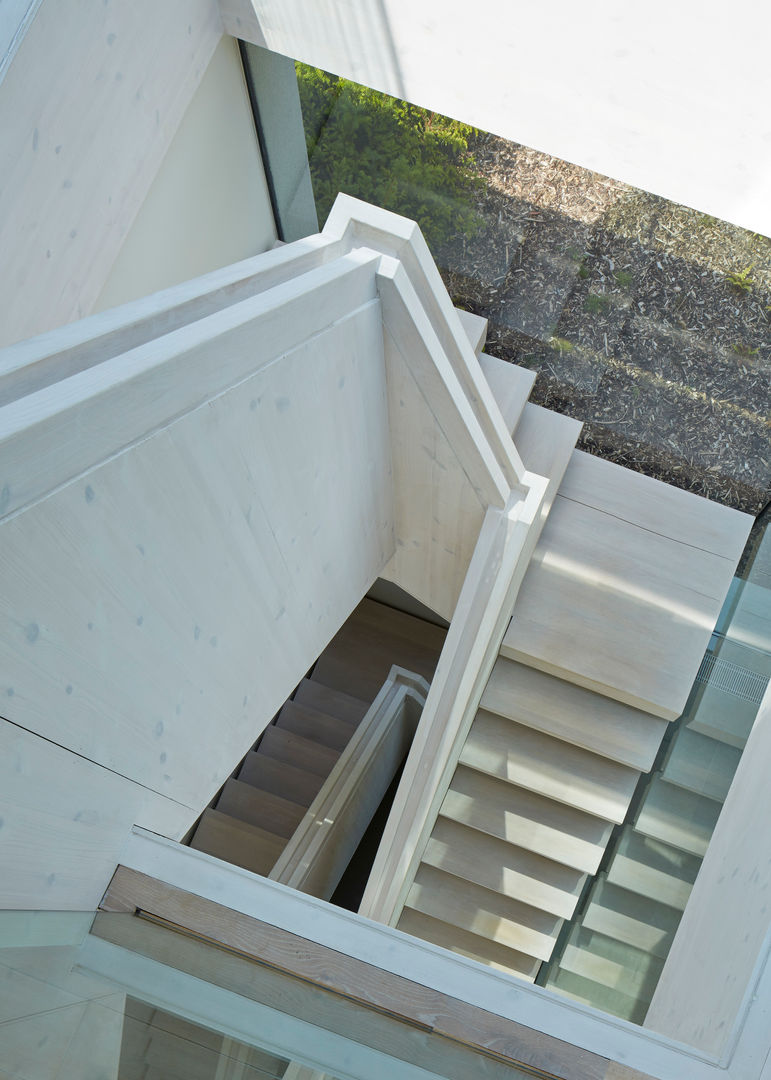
<box><xmin>550</xmin><ymin>336</ymin><xmax>575</xmax><ymax>352</ymax></box>
<box><xmin>726</xmin><ymin>265</ymin><xmax>754</xmax><ymax>293</ymax></box>
<box><xmin>296</xmin><ymin>64</ymin><xmax>482</xmax><ymax>252</ymax></box>
<box><xmin>731</xmin><ymin>341</ymin><xmax>759</xmax><ymax>357</ymax></box>
<box><xmin>584</xmin><ymin>293</ymin><xmax>612</xmax><ymax>315</ymax></box>
<box><xmin>614</xmin><ymin>270</ymin><xmax>634</xmax><ymax>290</ymax></box>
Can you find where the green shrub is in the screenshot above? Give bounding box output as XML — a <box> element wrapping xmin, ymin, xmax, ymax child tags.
<box><xmin>296</xmin><ymin>64</ymin><xmax>482</xmax><ymax>252</ymax></box>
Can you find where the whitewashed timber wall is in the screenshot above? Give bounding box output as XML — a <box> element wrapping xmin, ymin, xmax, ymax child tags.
<box><xmin>221</xmin><ymin>0</ymin><xmax>771</xmax><ymax>239</ymax></box>
<box><xmin>0</xmin><ymin>0</ymin><xmax>278</xmax><ymax>348</ymax></box>
<box><xmin>94</xmin><ymin>36</ymin><xmax>277</xmax><ymax>313</ymax></box>
<box><xmin>0</xmin><ymin>266</ymin><xmax>393</xmax><ymax>909</ymax></box>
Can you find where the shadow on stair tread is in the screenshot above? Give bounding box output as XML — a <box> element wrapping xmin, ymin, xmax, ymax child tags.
<box><xmin>442</xmin><ymin>764</ymin><xmax>614</xmax><ymax>875</ymax></box>
<box><xmin>276</xmin><ymin>698</ymin><xmax>358</xmax><ymax>752</ymax></box>
<box><xmin>397</xmin><ymin>906</ymin><xmax>541</xmax><ymax>983</ymax></box>
<box><xmin>460</xmin><ymin>710</ymin><xmax>639</xmax><ymax>824</ymax></box>
<box><xmin>423</xmin><ymin>815</ymin><xmax>586</xmax><ymax>920</ymax></box>
<box><xmin>238</xmin><ymin>750</ymin><xmax>326</xmax><ymax>808</ymax></box>
<box><xmin>190</xmin><ymin>809</ymin><xmax>285</xmax><ymax>876</ymax></box>
<box><xmin>293</xmin><ymin>677</ymin><xmax>370</xmax><ymax>726</ymax></box>
<box><xmin>216</xmin><ymin>777</ymin><xmax>306</xmax><ymax>838</ymax></box>
<box><xmin>408</xmin><ymin>862</ymin><xmax>562</xmax><ymax>961</ymax></box>
<box><xmin>258</xmin><ymin>724</ymin><xmax>341</xmax><ymax>779</ymax></box>
<box><xmin>311</xmin><ymin>598</ymin><xmax>446</xmax><ymax>701</ymax></box>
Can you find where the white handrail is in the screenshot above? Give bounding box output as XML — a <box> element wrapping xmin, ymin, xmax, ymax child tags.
<box><xmin>270</xmin><ymin>666</ymin><xmax>429</xmax><ymax>901</ymax></box>
<box><xmin>359</xmin><ymin>480</ymin><xmax>548</xmax><ymax>926</ymax></box>
<box><xmin>323</xmin><ymin>194</ymin><xmax>528</xmax><ymax>492</ymax></box>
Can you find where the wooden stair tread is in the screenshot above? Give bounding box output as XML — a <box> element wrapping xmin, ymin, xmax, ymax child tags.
<box><xmin>311</xmin><ymin>599</ymin><xmax>445</xmax><ymax>701</ymax></box>
<box><xmin>216</xmin><ymin>778</ymin><xmax>306</xmax><ymax>839</ymax></box>
<box><xmin>407</xmin><ymin>863</ymin><xmax>561</xmax><ymax>960</ymax></box>
<box><xmin>442</xmin><ymin>765</ymin><xmax>613</xmax><ymax>874</ymax></box>
<box><xmin>238</xmin><ymin>752</ymin><xmax>325</xmax><ymax>807</ymax></box>
<box><xmin>423</xmin><ymin>816</ymin><xmax>586</xmax><ymax>920</ymax></box>
<box><xmin>190</xmin><ymin>810</ymin><xmax>284</xmax><ymax>876</ymax></box>
<box><xmin>397</xmin><ymin>906</ymin><xmax>541</xmax><ymax>982</ymax></box>
<box><xmin>309</xmin><ymin>652</ymin><xmax>386</xmax><ymax>704</ymax></box>
<box><xmin>605</xmin><ymin>828</ymin><xmax>700</xmax><ymax>911</ymax></box>
<box><xmin>635</xmin><ymin>775</ymin><xmax>721</xmax><ymax>857</ymax></box>
<box><xmin>501</xmin><ymin>482</ymin><xmax>741</xmax><ymax>721</ymax></box>
<box><xmin>258</xmin><ymin>724</ymin><xmax>341</xmax><ymax>779</ymax></box>
<box><xmin>477</xmin><ymin>353</ymin><xmax>535</xmax><ymax>435</ymax></box>
<box><xmin>513</xmin><ymin>402</ymin><xmax>582</xmax><ymax>521</ymax></box>
<box><xmin>661</xmin><ymin>726</ymin><xmax>741</xmax><ymax>803</ymax></box>
<box><xmin>481</xmin><ymin>657</ymin><xmax>667</xmax><ymax>771</ymax></box>
<box><xmin>460</xmin><ymin>710</ymin><xmax>639</xmax><ymax>823</ymax></box>
<box><xmin>294</xmin><ymin>677</ymin><xmax>370</xmax><ymax>726</ymax></box>
<box><xmin>456</xmin><ymin>307</ymin><xmax>488</xmax><ymax>356</ymax></box>
<box><xmin>276</xmin><ymin>699</ymin><xmax>357</xmax><ymax>752</ymax></box>
<box><xmin>353</xmin><ymin>598</ymin><xmax>447</xmax><ymax>656</ymax></box>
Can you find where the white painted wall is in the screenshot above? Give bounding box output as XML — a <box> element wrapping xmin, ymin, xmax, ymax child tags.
<box><xmin>221</xmin><ymin>0</ymin><xmax>771</xmax><ymax>238</ymax></box>
<box><xmin>0</xmin><ymin>253</ymin><xmax>394</xmax><ymax>909</ymax></box>
<box><xmin>95</xmin><ymin>36</ymin><xmax>277</xmax><ymax>313</ymax></box>
<box><xmin>0</xmin><ymin>933</ymin><xmax>124</xmax><ymax>1080</ymax></box>
<box><xmin>0</xmin><ymin>0</ymin><xmax>223</xmax><ymax>348</ymax></box>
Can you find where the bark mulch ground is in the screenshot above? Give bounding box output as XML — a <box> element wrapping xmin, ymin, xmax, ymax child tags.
<box><xmin>436</xmin><ymin>134</ymin><xmax>771</xmax><ymax>516</ymax></box>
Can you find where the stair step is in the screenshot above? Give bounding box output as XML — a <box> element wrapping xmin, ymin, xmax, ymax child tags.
<box><xmin>238</xmin><ymin>751</ymin><xmax>325</xmax><ymax>807</ymax></box>
<box><xmin>406</xmin><ymin>863</ymin><xmax>561</xmax><ymax>961</ymax></box>
<box><xmin>481</xmin><ymin>657</ymin><xmax>667</xmax><ymax>770</ymax></box>
<box><xmin>605</xmin><ymin>827</ymin><xmax>701</xmax><ymax>911</ymax></box>
<box><xmin>635</xmin><ymin>775</ymin><xmax>721</xmax><ymax>857</ymax></box>
<box><xmin>294</xmin><ymin>678</ymin><xmax>370</xmax><ymax>727</ymax></box>
<box><xmin>423</xmin><ymin>816</ymin><xmax>586</xmax><ymax>919</ymax></box>
<box><xmin>397</xmin><ymin>906</ymin><xmax>541</xmax><ymax>982</ymax></box>
<box><xmin>546</xmin><ymin>967</ymin><xmax>647</xmax><ymax>1024</ymax></box>
<box><xmin>455</xmin><ymin>307</ymin><xmax>488</xmax><ymax>355</ymax></box>
<box><xmin>581</xmin><ymin>874</ymin><xmax>682</xmax><ymax>959</ymax></box>
<box><xmin>441</xmin><ymin>764</ymin><xmax>613</xmax><ymax>874</ymax></box>
<box><xmin>661</xmin><ymin>727</ymin><xmax>741</xmax><ymax>803</ymax></box>
<box><xmin>350</xmin><ymin>596</ymin><xmax>446</xmax><ymax>656</ymax></box>
<box><xmin>276</xmin><ymin>699</ymin><xmax>357</xmax><ymax>752</ymax></box>
<box><xmin>501</xmin><ymin>448</ymin><xmax>743</xmax><ymax>720</ymax></box>
<box><xmin>190</xmin><ymin>810</ymin><xmax>284</xmax><ymax>875</ymax></box>
<box><xmin>216</xmin><ymin>778</ymin><xmax>306</xmax><ymax>839</ymax></box>
<box><xmin>477</xmin><ymin>353</ymin><xmax>535</xmax><ymax>435</ymax></box>
<box><xmin>460</xmin><ymin>710</ymin><xmax>639</xmax><ymax>823</ymax></box>
<box><xmin>512</xmin><ymin>402</ymin><xmax>583</xmax><ymax>517</ymax></box>
<box><xmin>311</xmin><ymin>599</ymin><xmax>444</xmax><ymax>701</ymax></box>
<box><xmin>258</xmin><ymin>725</ymin><xmax>341</xmax><ymax>779</ymax></box>
<box><xmin>557</xmin><ymin>926</ymin><xmax>664</xmax><ymax>1004</ymax></box>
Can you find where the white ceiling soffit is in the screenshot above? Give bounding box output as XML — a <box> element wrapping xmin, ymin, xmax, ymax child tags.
<box><xmin>221</xmin><ymin>0</ymin><xmax>771</xmax><ymax>238</ymax></box>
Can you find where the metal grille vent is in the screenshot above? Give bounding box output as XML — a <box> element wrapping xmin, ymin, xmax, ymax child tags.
<box><xmin>695</xmin><ymin>653</ymin><xmax>770</xmax><ymax>705</ymax></box>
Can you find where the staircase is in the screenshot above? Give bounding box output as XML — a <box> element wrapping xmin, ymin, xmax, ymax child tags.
<box><xmin>365</xmin><ymin>312</ymin><xmax>748</xmax><ymax>996</ymax></box>
<box><xmin>386</xmin><ymin>321</ymin><xmax>671</xmax><ymax>983</ymax></box>
<box><xmin>543</xmin><ymin>580</ymin><xmax>771</xmax><ymax>1022</ymax></box>
<box><xmin>396</xmin><ymin>651</ymin><xmax>666</xmax><ymax>982</ymax></box>
<box><xmin>188</xmin><ymin>600</ymin><xmax>445</xmax><ymax>888</ymax></box>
